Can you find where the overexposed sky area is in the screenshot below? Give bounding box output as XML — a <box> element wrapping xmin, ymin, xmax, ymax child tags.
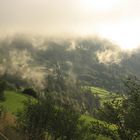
<box><xmin>0</xmin><ymin>0</ymin><xmax>140</xmax><ymax>49</ymax></box>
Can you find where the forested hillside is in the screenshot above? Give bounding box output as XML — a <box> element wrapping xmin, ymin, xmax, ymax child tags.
<box><xmin>0</xmin><ymin>35</ymin><xmax>139</xmax><ymax>92</ymax></box>
<box><xmin>0</xmin><ymin>36</ymin><xmax>140</xmax><ymax>140</ymax></box>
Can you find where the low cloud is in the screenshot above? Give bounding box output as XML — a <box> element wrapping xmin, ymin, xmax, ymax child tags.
<box><xmin>0</xmin><ymin>34</ymin><xmax>137</xmax><ymax>89</ymax></box>
<box><xmin>96</xmin><ymin>49</ymin><xmax>122</xmax><ymax>64</ymax></box>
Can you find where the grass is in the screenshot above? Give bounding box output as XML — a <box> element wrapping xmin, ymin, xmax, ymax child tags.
<box><xmin>90</xmin><ymin>86</ymin><xmax>121</xmax><ymax>103</ymax></box>
<box><xmin>91</xmin><ymin>87</ymin><xmax>115</xmax><ymax>98</ymax></box>
<box><xmin>83</xmin><ymin>86</ymin><xmax>117</xmax><ymax>101</ymax></box>
<box><xmin>0</xmin><ymin>91</ymin><xmax>29</xmax><ymax>114</ymax></box>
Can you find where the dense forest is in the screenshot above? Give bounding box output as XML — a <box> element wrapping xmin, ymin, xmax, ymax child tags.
<box><xmin>0</xmin><ymin>35</ymin><xmax>140</xmax><ymax>140</ymax></box>
<box><xmin>0</xmin><ymin>35</ymin><xmax>140</xmax><ymax>92</ymax></box>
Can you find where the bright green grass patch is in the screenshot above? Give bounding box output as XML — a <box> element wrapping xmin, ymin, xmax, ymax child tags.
<box><xmin>84</xmin><ymin>86</ymin><xmax>115</xmax><ymax>100</ymax></box>
<box><xmin>91</xmin><ymin>87</ymin><xmax>110</xmax><ymax>95</ymax></box>
<box><xmin>0</xmin><ymin>91</ymin><xmax>29</xmax><ymax>114</ymax></box>
<box><xmin>91</xmin><ymin>87</ymin><xmax>115</xmax><ymax>97</ymax></box>
<box><xmin>90</xmin><ymin>86</ymin><xmax>121</xmax><ymax>103</ymax></box>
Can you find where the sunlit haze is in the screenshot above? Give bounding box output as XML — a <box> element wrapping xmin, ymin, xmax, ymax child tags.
<box><xmin>0</xmin><ymin>0</ymin><xmax>140</xmax><ymax>49</ymax></box>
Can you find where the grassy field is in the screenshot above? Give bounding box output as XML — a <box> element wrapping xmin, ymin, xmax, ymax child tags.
<box><xmin>0</xmin><ymin>91</ymin><xmax>29</xmax><ymax>114</ymax></box>
<box><xmin>90</xmin><ymin>86</ymin><xmax>121</xmax><ymax>103</ymax></box>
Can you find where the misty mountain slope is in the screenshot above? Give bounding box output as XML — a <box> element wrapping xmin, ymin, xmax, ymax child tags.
<box><xmin>0</xmin><ymin>35</ymin><xmax>139</xmax><ymax>92</ymax></box>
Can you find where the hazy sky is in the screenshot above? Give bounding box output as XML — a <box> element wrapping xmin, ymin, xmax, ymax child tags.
<box><xmin>0</xmin><ymin>0</ymin><xmax>140</xmax><ymax>49</ymax></box>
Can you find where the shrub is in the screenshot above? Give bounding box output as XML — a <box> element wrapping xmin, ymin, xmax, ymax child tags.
<box><xmin>0</xmin><ymin>80</ymin><xmax>6</xmax><ymax>101</ymax></box>
<box><xmin>22</xmin><ymin>88</ymin><xmax>37</xmax><ymax>98</ymax></box>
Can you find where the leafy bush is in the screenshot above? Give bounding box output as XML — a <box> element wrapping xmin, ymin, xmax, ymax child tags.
<box><xmin>91</xmin><ymin>77</ymin><xmax>140</xmax><ymax>140</ymax></box>
<box><xmin>0</xmin><ymin>80</ymin><xmax>6</xmax><ymax>101</ymax></box>
<box><xmin>22</xmin><ymin>88</ymin><xmax>37</xmax><ymax>98</ymax></box>
<box><xmin>16</xmin><ymin>94</ymin><xmax>88</xmax><ymax>140</ymax></box>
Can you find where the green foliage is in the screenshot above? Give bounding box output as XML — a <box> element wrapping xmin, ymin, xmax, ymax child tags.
<box><xmin>45</xmin><ymin>68</ymin><xmax>101</xmax><ymax>115</ymax></box>
<box><xmin>16</xmin><ymin>94</ymin><xmax>86</xmax><ymax>140</ymax></box>
<box><xmin>16</xmin><ymin>99</ymin><xmax>50</xmax><ymax>140</ymax></box>
<box><xmin>22</xmin><ymin>88</ymin><xmax>37</xmax><ymax>98</ymax></box>
<box><xmin>0</xmin><ymin>80</ymin><xmax>6</xmax><ymax>101</ymax></box>
<box><xmin>78</xmin><ymin>88</ymin><xmax>101</xmax><ymax>115</ymax></box>
<box><xmin>0</xmin><ymin>105</ymin><xmax>4</xmax><ymax>117</ymax></box>
<box><xmin>90</xmin><ymin>121</ymin><xmax>118</xmax><ymax>140</ymax></box>
<box><xmin>48</xmin><ymin>103</ymin><xmax>83</xmax><ymax>140</ymax></box>
<box><xmin>91</xmin><ymin>77</ymin><xmax>140</xmax><ymax>140</ymax></box>
<box><xmin>89</xmin><ymin>86</ymin><xmax>120</xmax><ymax>104</ymax></box>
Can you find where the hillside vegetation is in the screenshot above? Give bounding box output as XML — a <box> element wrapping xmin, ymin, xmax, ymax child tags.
<box><xmin>0</xmin><ymin>36</ymin><xmax>140</xmax><ymax>92</ymax></box>
<box><xmin>0</xmin><ymin>36</ymin><xmax>140</xmax><ymax>140</ymax></box>
<box><xmin>0</xmin><ymin>86</ymin><xmax>113</xmax><ymax>114</ymax></box>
